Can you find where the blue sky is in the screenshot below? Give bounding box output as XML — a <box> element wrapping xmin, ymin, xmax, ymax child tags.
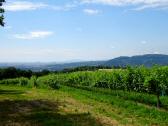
<box><xmin>1</xmin><ymin>0</ymin><xmax>168</xmax><ymax>62</ymax></box>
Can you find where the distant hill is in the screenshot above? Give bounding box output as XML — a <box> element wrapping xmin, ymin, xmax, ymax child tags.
<box><xmin>0</xmin><ymin>54</ymin><xmax>168</xmax><ymax>71</ymax></box>
<box><xmin>104</xmin><ymin>54</ymin><xmax>168</xmax><ymax>67</ymax></box>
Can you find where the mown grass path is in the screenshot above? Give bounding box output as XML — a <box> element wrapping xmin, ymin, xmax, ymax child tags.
<box><xmin>0</xmin><ymin>85</ymin><xmax>168</xmax><ymax>126</ymax></box>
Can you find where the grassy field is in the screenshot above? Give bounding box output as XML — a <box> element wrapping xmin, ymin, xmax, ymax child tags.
<box><xmin>0</xmin><ymin>85</ymin><xmax>168</xmax><ymax>126</ymax></box>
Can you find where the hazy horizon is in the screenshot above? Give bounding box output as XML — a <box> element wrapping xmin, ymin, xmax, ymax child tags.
<box><xmin>0</xmin><ymin>53</ymin><xmax>167</xmax><ymax>64</ymax></box>
<box><xmin>1</xmin><ymin>0</ymin><xmax>168</xmax><ymax>62</ymax></box>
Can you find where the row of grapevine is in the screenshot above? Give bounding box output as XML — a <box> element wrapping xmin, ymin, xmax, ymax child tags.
<box><xmin>37</xmin><ymin>66</ymin><xmax>168</xmax><ymax>108</ymax></box>
<box><xmin>0</xmin><ymin>75</ymin><xmax>61</xmax><ymax>89</ymax></box>
<box><xmin>0</xmin><ymin>66</ymin><xmax>168</xmax><ymax>108</ymax></box>
<box><xmin>39</xmin><ymin>66</ymin><xmax>168</xmax><ymax>94</ymax></box>
<box><xmin>1</xmin><ymin>66</ymin><xmax>168</xmax><ymax>95</ymax></box>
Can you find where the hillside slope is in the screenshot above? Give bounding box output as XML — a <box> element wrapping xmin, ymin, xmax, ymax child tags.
<box><xmin>105</xmin><ymin>54</ymin><xmax>168</xmax><ymax>67</ymax></box>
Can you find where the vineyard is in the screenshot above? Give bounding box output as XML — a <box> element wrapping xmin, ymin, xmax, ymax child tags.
<box><xmin>2</xmin><ymin>66</ymin><xmax>168</xmax><ymax>107</ymax></box>
<box><xmin>36</xmin><ymin>65</ymin><xmax>168</xmax><ymax>108</ymax></box>
<box><xmin>0</xmin><ymin>66</ymin><xmax>168</xmax><ymax>125</ymax></box>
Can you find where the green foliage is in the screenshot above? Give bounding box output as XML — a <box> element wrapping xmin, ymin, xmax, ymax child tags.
<box><xmin>0</xmin><ymin>0</ymin><xmax>5</xmax><ymax>27</ymax></box>
<box><xmin>144</xmin><ymin>66</ymin><xmax>168</xmax><ymax>94</ymax></box>
<box><xmin>37</xmin><ymin>66</ymin><xmax>168</xmax><ymax>96</ymax></box>
<box><xmin>144</xmin><ymin>66</ymin><xmax>168</xmax><ymax>107</ymax></box>
<box><xmin>37</xmin><ymin>66</ymin><xmax>168</xmax><ymax>108</ymax></box>
<box><xmin>0</xmin><ymin>8</ymin><xmax>4</xmax><ymax>13</ymax></box>
<box><xmin>1</xmin><ymin>66</ymin><xmax>168</xmax><ymax>95</ymax></box>
<box><xmin>29</xmin><ymin>76</ymin><xmax>38</xmax><ymax>88</ymax></box>
<box><xmin>0</xmin><ymin>65</ymin><xmax>168</xmax><ymax>108</ymax></box>
<box><xmin>0</xmin><ymin>67</ymin><xmax>53</xmax><ymax>81</ymax></box>
<box><xmin>0</xmin><ymin>77</ymin><xmax>29</xmax><ymax>87</ymax></box>
<box><xmin>0</xmin><ymin>67</ymin><xmax>31</xmax><ymax>80</ymax></box>
<box><xmin>0</xmin><ymin>78</ymin><xmax>19</xmax><ymax>85</ymax></box>
<box><xmin>47</xmin><ymin>79</ymin><xmax>60</xmax><ymax>89</ymax></box>
<box><xmin>18</xmin><ymin>77</ymin><xmax>29</xmax><ymax>86</ymax></box>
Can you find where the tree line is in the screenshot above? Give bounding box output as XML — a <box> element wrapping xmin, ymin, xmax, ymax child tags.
<box><xmin>62</xmin><ymin>65</ymin><xmax>122</xmax><ymax>73</ymax></box>
<box><xmin>0</xmin><ymin>67</ymin><xmax>51</xmax><ymax>80</ymax></box>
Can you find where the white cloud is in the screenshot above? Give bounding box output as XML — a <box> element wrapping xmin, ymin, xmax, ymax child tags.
<box><xmin>83</xmin><ymin>9</ymin><xmax>100</xmax><ymax>15</ymax></box>
<box><xmin>4</xmin><ymin>1</ymin><xmax>47</xmax><ymax>11</ymax></box>
<box><xmin>81</xmin><ymin>0</ymin><xmax>168</xmax><ymax>10</ymax></box>
<box><xmin>14</xmin><ymin>31</ymin><xmax>54</xmax><ymax>40</ymax></box>
<box><xmin>51</xmin><ymin>3</ymin><xmax>77</xmax><ymax>11</ymax></box>
<box><xmin>3</xmin><ymin>1</ymin><xmax>77</xmax><ymax>12</ymax></box>
<box><xmin>4</xmin><ymin>0</ymin><xmax>168</xmax><ymax>12</ymax></box>
<box><xmin>81</xmin><ymin>0</ymin><xmax>124</xmax><ymax>5</ymax></box>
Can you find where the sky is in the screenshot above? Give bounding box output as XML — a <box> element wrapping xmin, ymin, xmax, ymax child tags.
<box><xmin>0</xmin><ymin>0</ymin><xmax>168</xmax><ymax>62</ymax></box>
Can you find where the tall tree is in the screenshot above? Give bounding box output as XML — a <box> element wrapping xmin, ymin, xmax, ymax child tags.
<box><xmin>0</xmin><ymin>0</ymin><xmax>5</xmax><ymax>27</ymax></box>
